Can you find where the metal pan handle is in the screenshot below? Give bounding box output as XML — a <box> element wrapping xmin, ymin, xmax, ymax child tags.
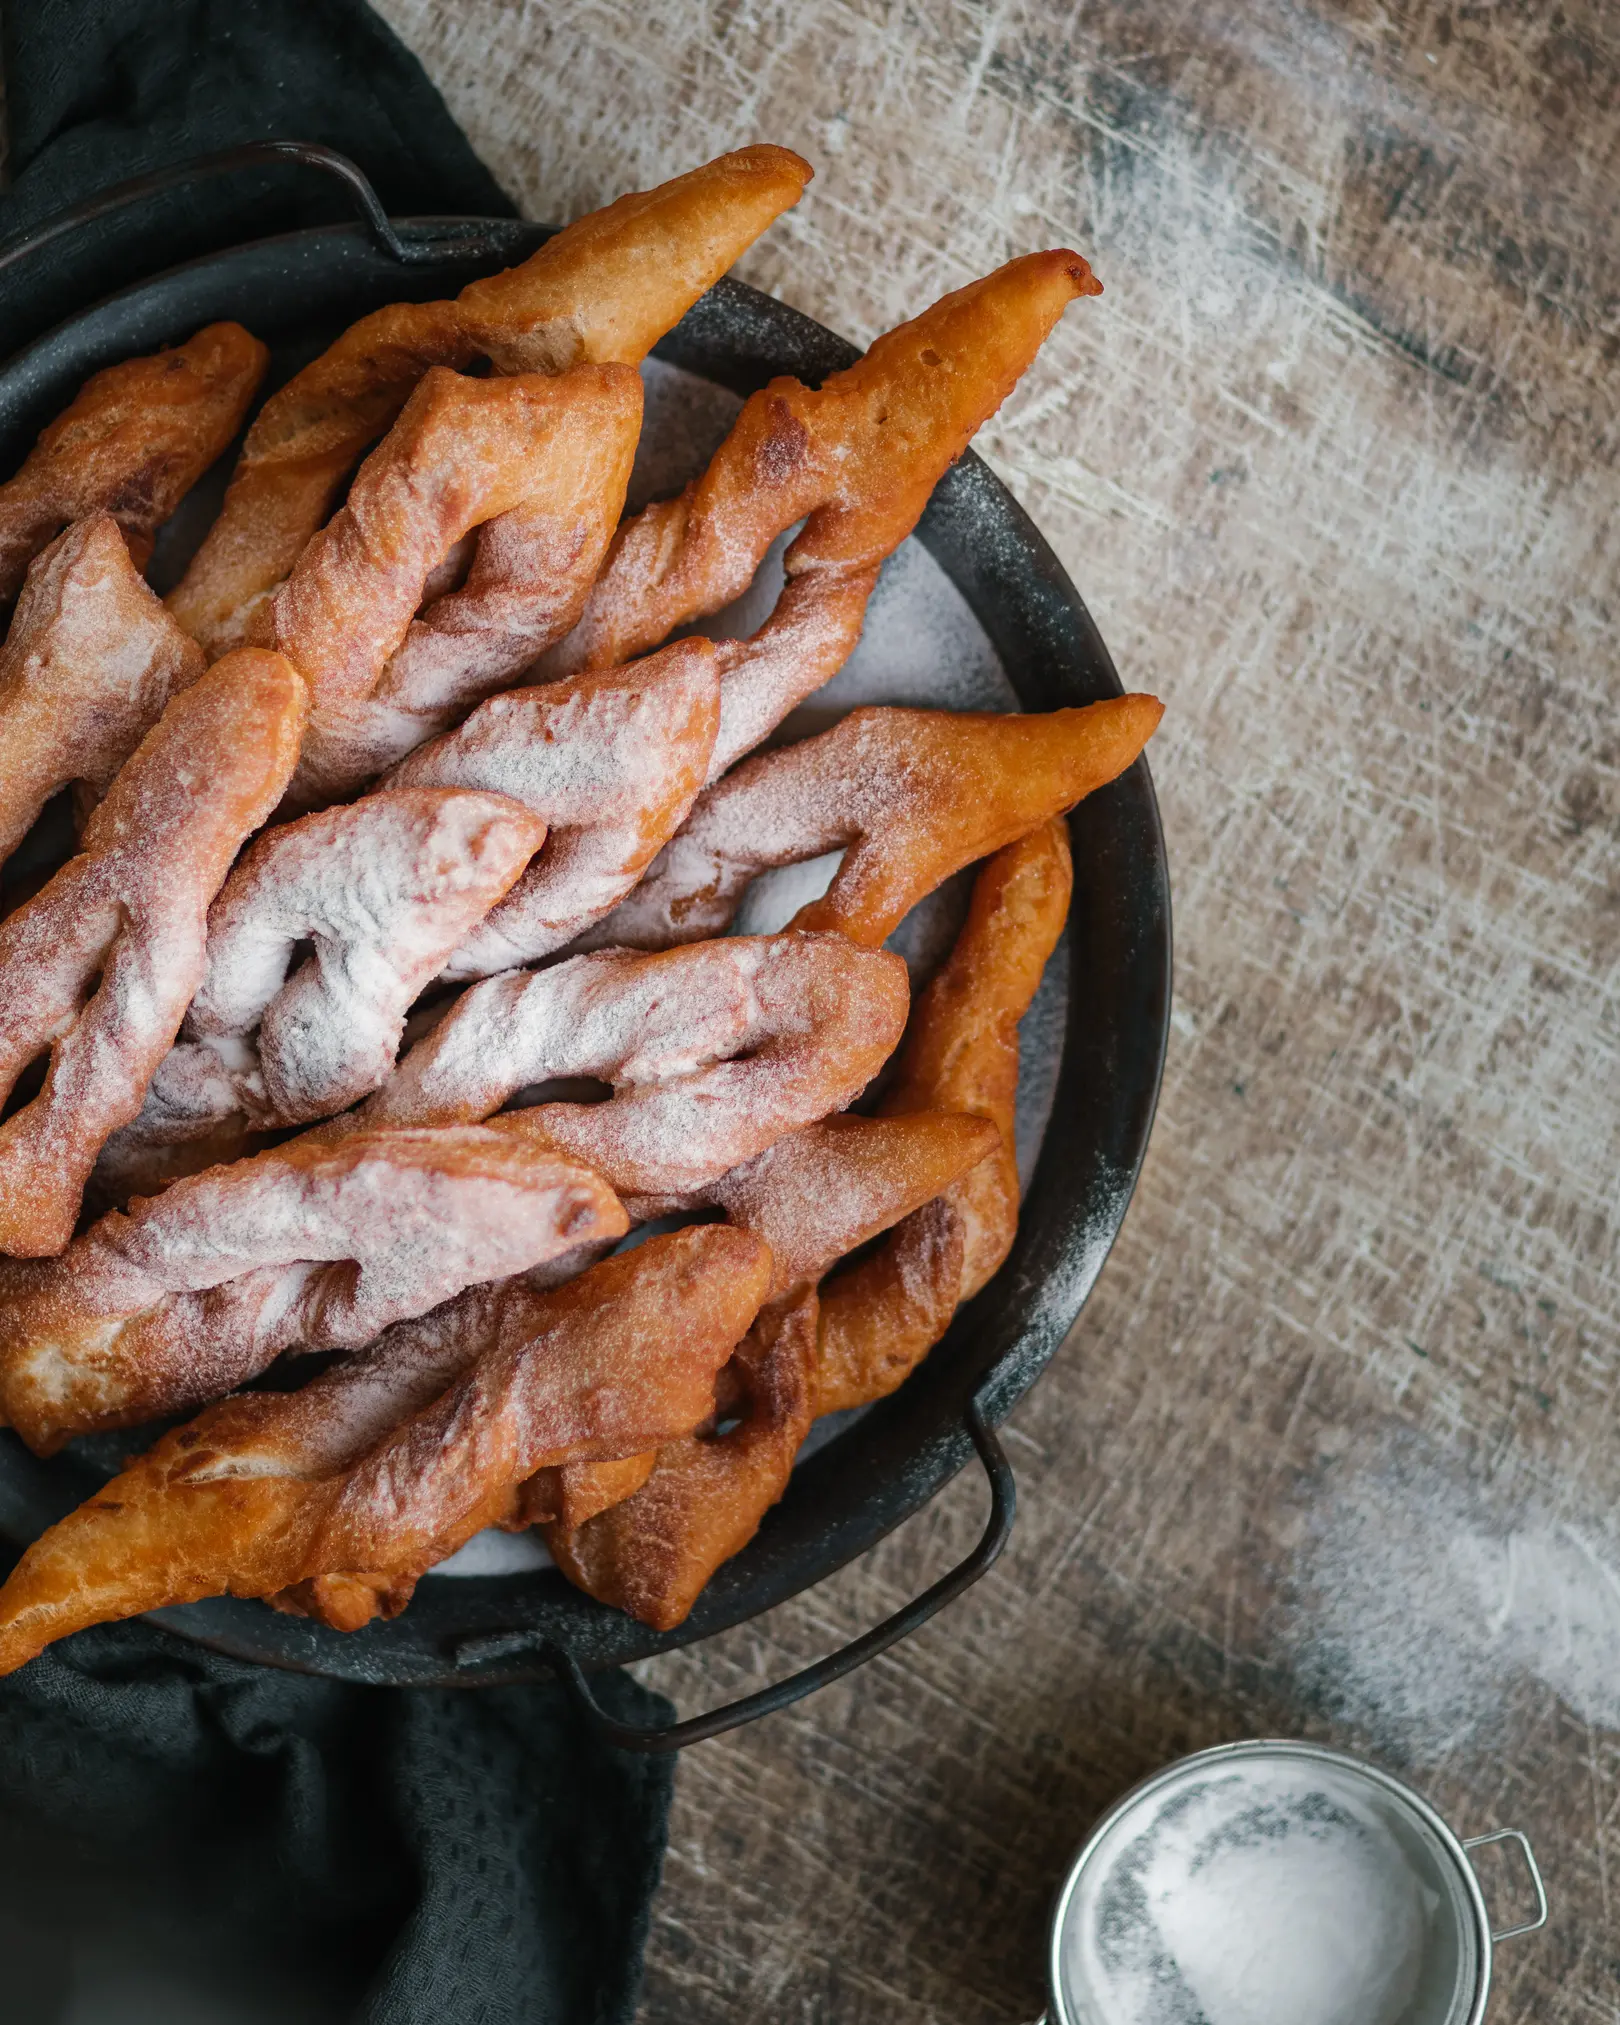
<box><xmin>543</xmin><ymin>1398</ymin><xmax>1017</xmax><ymax>1752</ymax></box>
<box><xmin>1462</xmin><ymin>1828</ymin><xmax>1550</xmax><ymax>1943</ymax></box>
<box><xmin>0</xmin><ymin>139</ymin><xmax>496</xmax><ymax>279</ymax></box>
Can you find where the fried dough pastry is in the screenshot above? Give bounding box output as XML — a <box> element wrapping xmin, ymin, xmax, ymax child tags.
<box><xmin>0</xmin><ymin>1227</ymin><xmax>766</xmax><ymax>1670</ymax></box>
<box><xmin>356</xmin><ymin>931</ymin><xmax>911</xmax><ymax>1212</ymax></box>
<box><xmin>543</xmin><ymin>1109</ymin><xmax>998</xmax><ymax>1627</ymax></box>
<box><xmin>548</xmin><ymin>1288</ymin><xmax>817</xmax><ymax>1633</ymax></box>
<box><xmin>168</xmin><ymin>146</ymin><xmax>812</xmax><ymax>658</ymax></box>
<box><xmin>0</xmin><ymin>650</ymin><xmax>306</xmax><ymax>1257</ymax></box>
<box><xmin>0</xmin><ymin>1123</ymin><xmax>627</xmax><ymax>1454</ymax></box>
<box><xmin>386</xmin><ymin>637</ymin><xmax>721</xmax><ymax>976</ymax></box>
<box><xmin>269</xmin><ymin>364</ymin><xmax>642</xmax><ymax>808</ymax></box>
<box><xmin>815</xmin><ymin>820</ymin><xmax>1073</xmax><ymax>1413</ymax></box>
<box><xmin>0</xmin><ymin>515</ymin><xmax>206</xmax><ymax>862</ymax></box>
<box><xmin>554</xmin><ymin>251</ymin><xmax>1100</xmax><ymax>779</ymax></box>
<box><xmin>585</xmin><ymin>696</ymin><xmax>1160</xmax><ymax>952</ymax></box>
<box><xmin>0</xmin><ymin>323</ymin><xmax>267</xmax><ymax>607</ymax></box>
<box><xmin>181</xmin><ymin>788</ymin><xmax>547</xmax><ymax>1128</ymax></box>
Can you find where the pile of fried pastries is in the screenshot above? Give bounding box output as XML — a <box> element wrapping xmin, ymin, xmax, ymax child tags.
<box><xmin>0</xmin><ymin>145</ymin><xmax>1160</xmax><ymax>1671</ymax></box>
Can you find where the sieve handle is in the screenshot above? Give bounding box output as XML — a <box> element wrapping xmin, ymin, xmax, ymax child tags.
<box><xmin>1462</xmin><ymin>1828</ymin><xmax>1549</xmax><ymax>1942</ymax></box>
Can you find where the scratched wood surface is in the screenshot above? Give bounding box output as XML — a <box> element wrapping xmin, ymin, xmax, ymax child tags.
<box><xmin>373</xmin><ymin>4</ymin><xmax>1620</xmax><ymax>2018</ymax></box>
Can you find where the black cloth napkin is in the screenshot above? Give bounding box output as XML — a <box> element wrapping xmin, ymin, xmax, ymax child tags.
<box><xmin>0</xmin><ymin>5</ymin><xmax>679</xmax><ymax>2021</ymax></box>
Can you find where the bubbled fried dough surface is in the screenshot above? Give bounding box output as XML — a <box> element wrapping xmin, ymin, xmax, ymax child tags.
<box><xmin>553</xmin><ymin>250</ymin><xmax>1100</xmax><ymax>780</ymax></box>
<box><xmin>0</xmin><ymin>1227</ymin><xmax>769</xmax><ymax>1671</ymax></box>
<box><xmin>0</xmin><ymin>649</ymin><xmax>307</xmax><ymax>1257</ymax></box>
<box><xmin>0</xmin><ymin>322</ymin><xmax>267</xmax><ymax>607</ymax></box>
<box><xmin>585</xmin><ymin>695</ymin><xmax>1160</xmax><ymax>952</ymax></box>
<box><xmin>0</xmin><ymin>514</ymin><xmax>206</xmax><ymax>862</ymax></box>
<box><xmin>166</xmin><ymin>145</ymin><xmax>812</xmax><ymax>657</ymax></box>
<box><xmin>0</xmin><ymin>1123</ymin><xmax>628</xmax><ymax>1453</ymax></box>
<box><xmin>285</xmin><ymin>365</ymin><xmax>646</xmax><ymax>803</ymax></box>
<box><xmin>814</xmin><ymin>821</ymin><xmax>1074</xmax><ymax>1415</ymax></box>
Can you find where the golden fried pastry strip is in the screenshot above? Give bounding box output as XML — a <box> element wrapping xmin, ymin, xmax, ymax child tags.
<box><xmin>388</xmin><ymin>637</ymin><xmax>721</xmax><ymax>977</ymax></box>
<box><xmin>0</xmin><ymin>323</ymin><xmax>268</xmax><ymax>607</ymax></box>
<box><xmin>555</xmin><ymin>251</ymin><xmax>1100</xmax><ymax>780</ymax></box>
<box><xmin>0</xmin><ymin>1123</ymin><xmax>627</xmax><ymax>1454</ymax></box>
<box><xmin>586</xmin><ymin>696</ymin><xmax>1159</xmax><ymax>952</ymax></box>
<box><xmin>548</xmin><ymin>1288</ymin><xmax>816</xmax><ymax>1632</ymax></box>
<box><xmin>357</xmin><ymin>931</ymin><xmax>911</xmax><ymax>1212</ymax></box>
<box><xmin>284</xmin><ymin>368</ymin><xmax>645</xmax><ymax>803</ymax></box>
<box><xmin>0</xmin><ymin>515</ymin><xmax>206</xmax><ymax>862</ymax></box>
<box><xmin>543</xmin><ymin>1110</ymin><xmax>998</xmax><ymax>1625</ymax></box>
<box><xmin>815</xmin><ymin>820</ymin><xmax>1073</xmax><ymax>1414</ymax></box>
<box><xmin>0</xmin><ymin>1227</ymin><xmax>767</xmax><ymax>1671</ymax></box>
<box><xmin>269</xmin><ymin>364</ymin><xmax>641</xmax><ymax>807</ymax></box>
<box><xmin>0</xmin><ymin>650</ymin><xmax>306</xmax><ymax>1257</ymax></box>
<box><xmin>168</xmin><ymin>147</ymin><xmax>813</xmax><ymax>657</ymax></box>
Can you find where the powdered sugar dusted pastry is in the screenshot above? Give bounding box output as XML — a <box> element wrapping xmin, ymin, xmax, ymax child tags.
<box><xmin>179</xmin><ymin>787</ymin><xmax>547</xmax><ymax>1129</ymax></box>
<box><xmin>167</xmin><ymin>147</ymin><xmax>813</xmax><ymax>658</ymax></box>
<box><xmin>385</xmin><ymin>637</ymin><xmax>721</xmax><ymax>976</ymax></box>
<box><xmin>582</xmin><ymin>696</ymin><xmax>1161</xmax><ymax>952</ymax></box>
<box><xmin>270</xmin><ymin>364</ymin><xmax>643</xmax><ymax>808</ymax></box>
<box><xmin>816</xmin><ymin>819</ymin><xmax>1073</xmax><ymax>1414</ymax></box>
<box><xmin>0</xmin><ymin>650</ymin><xmax>307</xmax><ymax>1257</ymax></box>
<box><xmin>0</xmin><ymin>515</ymin><xmax>206</xmax><ymax>862</ymax></box>
<box><xmin>552</xmin><ymin>252</ymin><xmax>1100</xmax><ymax>781</ymax></box>
<box><xmin>0</xmin><ymin>1226</ymin><xmax>766</xmax><ymax>1669</ymax></box>
<box><xmin>356</xmin><ymin>930</ymin><xmax>912</xmax><ymax>1211</ymax></box>
<box><xmin>0</xmin><ymin>322</ymin><xmax>267</xmax><ymax>608</ymax></box>
<box><xmin>0</xmin><ymin>1122</ymin><xmax>628</xmax><ymax>1453</ymax></box>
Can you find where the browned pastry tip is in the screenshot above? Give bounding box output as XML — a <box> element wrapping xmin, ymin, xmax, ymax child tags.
<box><xmin>0</xmin><ymin>1121</ymin><xmax>629</xmax><ymax>1454</ymax></box>
<box><xmin>814</xmin><ymin>818</ymin><xmax>1074</xmax><ymax>1415</ymax></box>
<box><xmin>551</xmin><ymin>248</ymin><xmax>1100</xmax><ymax>775</ymax></box>
<box><xmin>0</xmin><ymin>322</ymin><xmax>267</xmax><ymax>609</ymax></box>
<box><xmin>0</xmin><ymin>1225</ymin><xmax>769</xmax><ymax>1671</ymax></box>
<box><xmin>0</xmin><ymin>648</ymin><xmax>307</xmax><ymax>1257</ymax></box>
<box><xmin>587</xmin><ymin>694</ymin><xmax>1158</xmax><ymax>953</ymax></box>
<box><xmin>167</xmin><ymin>148</ymin><xmax>811</xmax><ymax>657</ymax></box>
<box><xmin>0</xmin><ymin>514</ymin><xmax>207</xmax><ymax>863</ymax></box>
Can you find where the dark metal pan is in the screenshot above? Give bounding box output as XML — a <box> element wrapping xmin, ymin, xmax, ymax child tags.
<box><xmin>0</xmin><ymin>145</ymin><xmax>1171</xmax><ymax>1748</ymax></box>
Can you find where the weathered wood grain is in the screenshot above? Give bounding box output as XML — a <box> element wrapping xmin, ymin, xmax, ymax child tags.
<box><xmin>376</xmin><ymin>3</ymin><xmax>1620</xmax><ymax>2017</ymax></box>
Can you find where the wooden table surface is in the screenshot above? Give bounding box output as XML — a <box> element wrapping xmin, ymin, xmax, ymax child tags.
<box><xmin>380</xmin><ymin>4</ymin><xmax>1618</xmax><ymax>2017</ymax></box>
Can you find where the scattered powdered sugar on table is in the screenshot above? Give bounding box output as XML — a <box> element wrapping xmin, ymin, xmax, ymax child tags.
<box><xmin>1285</xmin><ymin>1431</ymin><xmax>1620</xmax><ymax>1747</ymax></box>
<box><xmin>1064</xmin><ymin>1765</ymin><xmax>1435</xmax><ymax>2025</ymax></box>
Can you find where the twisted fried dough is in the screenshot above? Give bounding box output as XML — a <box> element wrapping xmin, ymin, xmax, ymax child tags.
<box><xmin>386</xmin><ymin>637</ymin><xmax>721</xmax><ymax>977</ymax></box>
<box><xmin>0</xmin><ymin>1123</ymin><xmax>628</xmax><ymax>1454</ymax></box>
<box><xmin>583</xmin><ymin>696</ymin><xmax>1160</xmax><ymax>952</ymax></box>
<box><xmin>553</xmin><ymin>251</ymin><xmax>1101</xmax><ymax>780</ymax></box>
<box><xmin>815</xmin><ymin>819</ymin><xmax>1073</xmax><ymax>1413</ymax></box>
<box><xmin>0</xmin><ymin>1227</ymin><xmax>767</xmax><ymax>1670</ymax></box>
<box><xmin>184</xmin><ymin>788</ymin><xmax>547</xmax><ymax>1127</ymax></box>
<box><xmin>544</xmin><ymin>1110</ymin><xmax>998</xmax><ymax>1627</ymax></box>
<box><xmin>548</xmin><ymin>1288</ymin><xmax>817</xmax><ymax>1633</ymax></box>
<box><xmin>0</xmin><ymin>323</ymin><xmax>267</xmax><ymax>607</ymax></box>
<box><xmin>268</xmin><ymin>364</ymin><xmax>641</xmax><ymax>808</ymax></box>
<box><xmin>0</xmin><ymin>515</ymin><xmax>206</xmax><ymax>863</ymax></box>
<box><xmin>0</xmin><ymin>650</ymin><xmax>306</xmax><ymax>1257</ymax></box>
<box><xmin>357</xmin><ymin>931</ymin><xmax>911</xmax><ymax>1212</ymax></box>
<box><xmin>168</xmin><ymin>146</ymin><xmax>812</xmax><ymax>658</ymax></box>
